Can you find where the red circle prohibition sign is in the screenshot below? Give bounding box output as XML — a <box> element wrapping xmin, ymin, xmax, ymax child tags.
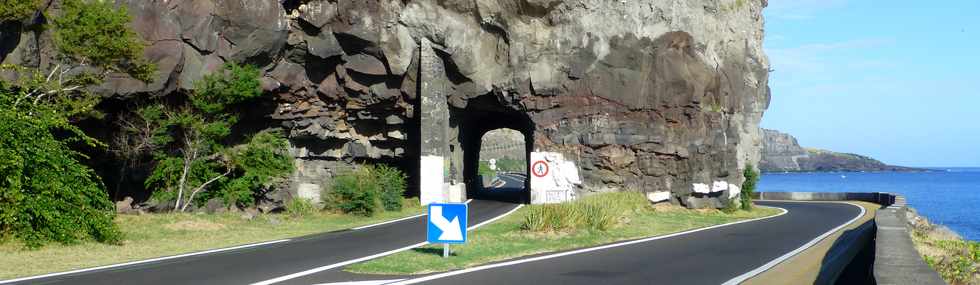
<box><xmin>532</xmin><ymin>161</ymin><xmax>549</xmax><ymax>178</ymax></box>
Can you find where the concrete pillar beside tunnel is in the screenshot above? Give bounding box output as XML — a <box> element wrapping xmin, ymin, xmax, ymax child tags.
<box><xmin>529</xmin><ymin>152</ymin><xmax>582</xmax><ymax>204</ymax></box>
<box><xmin>419</xmin><ymin>38</ymin><xmax>465</xmax><ymax>205</ymax></box>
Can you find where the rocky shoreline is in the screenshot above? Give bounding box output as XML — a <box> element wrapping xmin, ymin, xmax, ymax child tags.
<box><xmin>906</xmin><ymin>207</ymin><xmax>979</xmax><ymax>284</ymax></box>
<box><xmin>760</xmin><ymin>129</ymin><xmax>926</xmax><ymax>173</ymax></box>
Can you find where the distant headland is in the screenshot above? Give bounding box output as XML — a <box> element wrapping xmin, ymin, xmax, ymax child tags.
<box><xmin>760</xmin><ymin>129</ymin><xmax>928</xmax><ymax>173</ymax></box>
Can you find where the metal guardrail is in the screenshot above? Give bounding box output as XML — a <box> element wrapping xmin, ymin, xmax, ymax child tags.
<box><xmin>754</xmin><ymin>192</ymin><xmax>946</xmax><ymax>285</ymax></box>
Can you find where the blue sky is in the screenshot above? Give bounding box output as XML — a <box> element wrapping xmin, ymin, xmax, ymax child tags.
<box><xmin>762</xmin><ymin>0</ymin><xmax>980</xmax><ymax>167</ymax></box>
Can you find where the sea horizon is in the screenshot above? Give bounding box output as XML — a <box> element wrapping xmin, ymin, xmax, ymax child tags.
<box><xmin>759</xmin><ymin>170</ymin><xmax>980</xmax><ymax>241</ymax></box>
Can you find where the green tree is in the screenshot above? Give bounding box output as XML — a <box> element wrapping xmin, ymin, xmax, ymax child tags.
<box><xmin>0</xmin><ymin>0</ymin><xmax>153</xmax><ymax>247</ymax></box>
<box><xmin>741</xmin><ymin>165</ymin><xmax>759</xmax><ymax>211</ymax></box>
<box><xmin>144</xmin><ymin>63</ymin><xmax>291</xmax><ymax>211</ymax></box>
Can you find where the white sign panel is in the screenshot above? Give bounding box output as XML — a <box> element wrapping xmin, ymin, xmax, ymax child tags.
<box><xmin>529</xmin><ymin>152</ymin><xmax>581</xmax><ymax>204</ymax></box>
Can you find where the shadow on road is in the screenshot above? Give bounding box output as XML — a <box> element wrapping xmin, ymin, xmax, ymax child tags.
<box><xmin>818</xmin><ymin>214</ymin><xmax>877</xmax><ymax>284</ymax></box>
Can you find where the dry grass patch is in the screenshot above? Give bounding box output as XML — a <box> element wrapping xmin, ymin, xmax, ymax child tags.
<box><xmin>0</xmin><ymin>201</ymin><xmax>423</xmax><ymax>280</ymax></box>
<box><xmin>164</xmin><ymin>219</ymin><xmax>227</xmax><ymax>231</ymax></box>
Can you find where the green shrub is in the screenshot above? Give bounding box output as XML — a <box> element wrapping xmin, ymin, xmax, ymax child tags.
<box><xmin>0</xmin><ymin>105</ymin><xmax>122</xmax><ymax>248</ymax></box>
<box><xmin>374</xmin><ymin>164</ymin><xmax>407</xmax><ymax>212</ymax></box>
<box><xmin>326</xmin><ymin>168</ymin><xmax>380</xmax><ymax>216</ymax></box>
<box><xmin>0</xmin><ymin>0</ymin><xmax>40</xmax><ymax>22</ymax></box>
<box><xmin>922</xmin><ymin>240</ymin><xmax>979</xmax><ymax>284</ymax></box>
<box><xmin>0</xmin><ymin>0</ymin><xmax>152</xmax><ymax>248</ymax></box>
<box><xmin>285</xmin><ymin>198</ymin><xmax>317</xmax><ymax>217</ymax></box>
<box><xmin>220</xmin><ymin>130</ymin><xmax>294</xmax><ymax>207</ymax></box>
<box><xmin>520</xmin><ymin>192</ymin><xmax>647</xmax><ymax>233</ymax></box>
<box><xmin>741</xmin><ymin>165</ymin><xmax>759</xmax><ymax>211</ymax></box>
<box><xmin>323</xmin><ymin>164</ymin><xmax>407</xmax><ymax>215</ymax></box>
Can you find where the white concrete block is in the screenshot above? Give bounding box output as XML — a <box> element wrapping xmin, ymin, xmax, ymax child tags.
<box><xmin>692</xmin><ymin>183</ymin><xmax>711</xmax><ymax>194</ymax></box>
<box><xmin>711</xmin><ymin>181</ymin><xmax>729</xmax><ymax>193</ymax></box>
<box><xmin>727</xmin><ymin>184</ymin><xmax>741</xmax><ymax>199</ymax></box>
<box><xmin>297</xmin><ymin>183</ymin><xmax>322</xmax><ymax>203</ymax></box>
<box><xmin>420</xmin><ymin>155</ymin><xmax>445</xmax><ymax>205</ymax></box>
<box><xmin>647</xmin><ymin>191</ymin><xmax>671</xmax><ymax>203</ymax></box>
<box><xmin>447</xmin><ymin>184</ymin><xmax>465</xmax><ymax>203</ymax></box>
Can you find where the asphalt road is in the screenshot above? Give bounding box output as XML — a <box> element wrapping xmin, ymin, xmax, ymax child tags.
<box><xmin>9</xmin><ymin>177</ymin><xmax>863</xmax><ymax>285</ymax></box>
<box><xmin>10</xmin><ymin>199</ymin><xmax>522</xmax><ymax>285</ymax></box>
<box><xmin>379</xmin><ymin>201</ymin><xmax>863</xmax><ymax>285</ymax></box>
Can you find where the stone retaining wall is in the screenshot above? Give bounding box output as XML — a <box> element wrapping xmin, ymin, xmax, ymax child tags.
<box><xmin>753</xmin><ymin>192</ymin><xmax>945</xmax><ymax>285</ymax></box>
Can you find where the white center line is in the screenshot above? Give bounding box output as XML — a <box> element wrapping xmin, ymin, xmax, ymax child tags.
<box><xmin>250</xmin><ymin>202</ymin><xmax>522</xmax><ymax>285</ymax></box>
<box><xmin>390</xmin><ymin>206</ymin><xmax>789</xmax><ymax>285</ymax></box>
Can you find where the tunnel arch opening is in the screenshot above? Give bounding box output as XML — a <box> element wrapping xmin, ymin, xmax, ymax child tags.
<box><xmin>452</xmin><ymin>94</ymin><xmax>534</xmax><ymax>204</ymax></box>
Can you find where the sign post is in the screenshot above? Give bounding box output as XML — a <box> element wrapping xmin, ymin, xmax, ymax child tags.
<box><xmin>427</xmin><ymin>203</ymin><xmax>468</xmax><ymax>258</ymax></box>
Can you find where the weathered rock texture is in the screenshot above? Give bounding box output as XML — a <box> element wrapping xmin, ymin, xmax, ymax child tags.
<box><xmin>1</xmin><ymin>0</ymin><xmax>772</xmax><ymax>208</ymax></box>
<box><xmin>479</xmin><ymin>129</ymin><xmax>525</xmax><ymax>161</ymax></box>
<box><xmin>760</xmin><ymin>129</ymin><xmax>923</xmax><ymax>173</ymax></box>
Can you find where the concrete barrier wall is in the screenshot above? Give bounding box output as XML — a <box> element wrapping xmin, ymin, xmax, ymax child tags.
<box><xmin>754</xmin><ymin>192</ymin><xmax>895</xmax><ymax>205</ymax></box>
<box><xmin>754</xmin><ymin>192</ymin><xmax>945</xmax><ymax>285</ymax></box>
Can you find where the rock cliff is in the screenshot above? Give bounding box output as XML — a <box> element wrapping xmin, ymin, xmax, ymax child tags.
<box><xmin>760</xmin><ymin>129</ymin><xmax>922</xmax><ymax>172</ymax></box>
<box><xmin>1</xmin><ymin>0</ymin><xmax>771</xmax><ymax>208</ymax></box>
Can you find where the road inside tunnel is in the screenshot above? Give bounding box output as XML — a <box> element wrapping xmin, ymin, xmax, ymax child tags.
<box><xmin>453</xmin><ymin>95</ymin><xmax>534</xmax><ymax>204</ymax></box>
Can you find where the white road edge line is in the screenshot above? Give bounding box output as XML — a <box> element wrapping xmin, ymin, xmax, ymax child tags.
<box><xmin>313</xmin><ymin>279</ymin><xmax>406</xmax><ymax>285</ymax></box>
<box><xmin>353</xmin><ymin>214</ymin><xmax>427</xmax><ymax>230</ymax></box>
<box><xmin>469</xmin><ymin>204</ymin><xmax>523</xmax><ymax>230</ymax></box>
<box><xmin>250</xmin><ymin>203</ymin><xmax>523</xmax><ymax>285</ymax></box>
<box><xmin>250</xmin><ymin>242</ymin><xmax>430</xmax><ymax>285</ymax></box>
<box><xmin>720</xmin><ymin>201</ymin><xmax>866</xmax><ymax>285</ymax></box>
<box><xmin>390</xmin><ymin>206</ymin><xmax>790</xmax><ymax>285</ymax></box>
<box><xmin>0</xmin><ymin>239</ymin><xmax>291</xmax><ymax>285</ymax></box>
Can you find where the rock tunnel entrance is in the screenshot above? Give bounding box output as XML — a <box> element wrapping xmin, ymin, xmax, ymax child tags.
<box><xmin>453</xmin><ymin>95</ymin><xmax>533</xmax><ymax>204</ymax></box>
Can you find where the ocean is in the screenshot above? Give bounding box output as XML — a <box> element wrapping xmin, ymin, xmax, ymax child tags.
<box><xmin>759</xmin><ymin>168</ymin><xmax>980</xmax><ymax>241</ymax></box>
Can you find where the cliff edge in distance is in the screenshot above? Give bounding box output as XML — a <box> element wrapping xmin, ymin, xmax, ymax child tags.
<box><xmin>760</xmin><ymin>129</ymin><xmax>925</xmax><ymax>173</ymax></box>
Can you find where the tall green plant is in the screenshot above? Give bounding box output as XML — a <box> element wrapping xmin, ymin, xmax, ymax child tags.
<box><xmin>374</xmin><ymin>165</ymin><xmax>407</xmax><ymax>211</ymax></box>
<box><xmin>741</xmin><ymin>165</ymin><xmax>759</xmax><ymax>211</ymax></box>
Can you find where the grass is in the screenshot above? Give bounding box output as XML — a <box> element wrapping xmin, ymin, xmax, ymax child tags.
<box><xmin>909</xmin><ymin>208</ymin><xmax>979</xmax><ymax>285</ymax></box>
<box><xmin>0</xmin><ymin>199</ymin><xmax>423</xmax><ymax>280</ymax></box>
<box><xmin>347</xmin><ymin>193</ymin><xmax>781</xmax><ymax>275</ymax></box>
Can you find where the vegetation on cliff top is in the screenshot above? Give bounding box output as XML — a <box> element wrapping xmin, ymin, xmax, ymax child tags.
<box><xmin>0</xmin><ymin>0</ymin><xmax>40</xmax><ymax>22</ymax></box>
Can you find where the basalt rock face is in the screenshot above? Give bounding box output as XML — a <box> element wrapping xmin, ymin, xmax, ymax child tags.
<box><xmin>1</xmin><ymin>0</ymin><xmax>771</xmax><ymax>208</ymax></box>
<box><xmin>760</xmin><ymin>129</ymin><xmax>809</xmax><ymax>172</ymax></box>
<box><xmin>761</xmin><ymin>129</ymin><xmax>923</xmax><ymax>172</ymax></box>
